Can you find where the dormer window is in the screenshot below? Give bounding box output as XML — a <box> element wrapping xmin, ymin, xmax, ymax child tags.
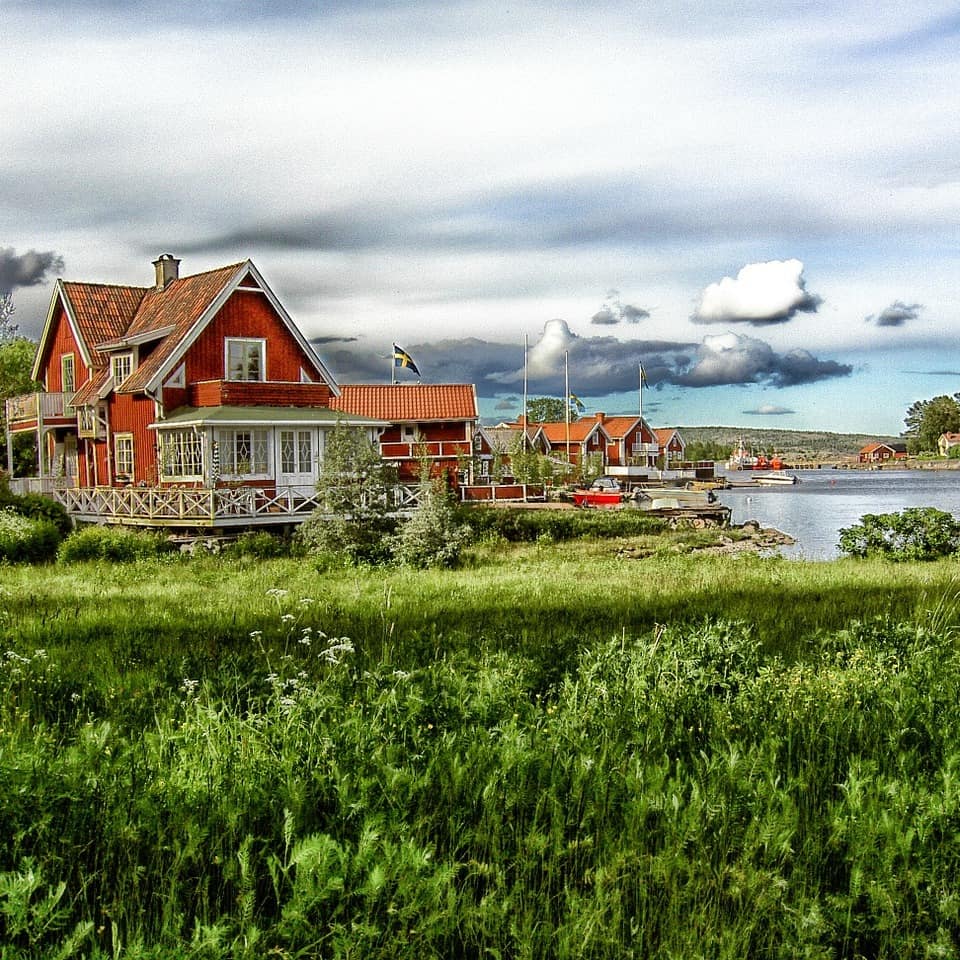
<box><xmin>226</xmin><ymin>338</ymin><xmax>265</xmax><ymax>382</ymax></box>
<box><xmin>111</xmin><ymin>352</ymin><xmax>133</xmax><ymax>386</ymax></box>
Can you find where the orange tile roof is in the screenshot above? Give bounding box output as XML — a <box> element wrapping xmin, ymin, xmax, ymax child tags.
<box><xmin>58</xmin><ymin>263</ymin><xmax>246</xmax><ymax>394</ymax></box>
<box><xmin>588</xmin><ymin>415</ymin><xmax>643</xmax><ymax>439</ymax></box>
<box><xmin>538</xmin><ymin>420</ymin><xmax>605</xmax><ymax>443</ymax></box>
<box><xmin>654</xmin><ymin>428</ymin><xmax>680</xmax><ymax>443</ymax></box>
<box><xmin>330</xmin><ymin>384</ymin><xmax>477</xmax><ymax>421</ymax></box>
<box><xmin>61</xmin><ymin>282</ymin><xmax>145</xmax><ymax>354</ymax></box>
<box><xmin>70</xmin><ymin>367</ymin><xmax>111</xmax><ymax>406</ymax></box>
<box><xmin>120</xmin><ymin>263</ymin><xmax>244</xmax><ymax>392</ymax></box>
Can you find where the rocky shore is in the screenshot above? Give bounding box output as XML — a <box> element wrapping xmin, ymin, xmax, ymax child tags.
<box><xmin>619</xmin><ymin>520</ymin><xmax>796</xmax><ymax>560</ymax></box>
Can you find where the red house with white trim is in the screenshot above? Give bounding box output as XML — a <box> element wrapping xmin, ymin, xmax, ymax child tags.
<box><xmin>330</xmin><ymin>383</ymin><xmax>479</xmax><ymax>483</ymax></box>
<box><xmin>6</xmin><ymin>256</ymin><xmax>384</xmax><ymax>527</ymax></box>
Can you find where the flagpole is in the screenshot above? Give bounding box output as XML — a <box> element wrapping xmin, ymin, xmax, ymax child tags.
<box><xmin>392</xmin><ymin>344</ymin><xmax>396</xmax><ymax>386</ymax></box>
<box><xmin>565</xmin><ymin>351</ymin><xmax>570</xmax><ymax>474</ymax></box>
<box><xmin>522</xmin><ymin>335</ymin><xmax>529</xmax><ymax>447</ymax></box>
<box><xmin>638</xmin><ymin>363</ymin><xmax>642</xmax><ymax>421</ymax></box>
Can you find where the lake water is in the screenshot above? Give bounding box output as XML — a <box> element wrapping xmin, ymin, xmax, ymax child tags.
<box><xmin>715</xmin><ymin>469</ymin><xmax>960</xmax><ymax>560</ymax></box>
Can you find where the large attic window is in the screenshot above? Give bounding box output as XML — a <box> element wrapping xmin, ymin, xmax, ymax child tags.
<box><xmin>225</xmin><ymin>337</ymin><xmax>265</xmax><ymax>382</ymax></box>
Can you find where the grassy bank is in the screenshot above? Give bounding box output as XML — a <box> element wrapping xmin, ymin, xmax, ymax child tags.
<box><xmin>3</xmin><ymin>545</ymin><xmax>960</xmax><ymax>957</ymax></box>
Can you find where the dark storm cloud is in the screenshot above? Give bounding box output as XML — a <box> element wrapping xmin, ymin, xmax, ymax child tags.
<box><xmin>311</xmin><ymin>335</ymin><xmax>359</xmax><ymax>345</ymax></box>
<box><xmin>868</xmin><ymin>300</ymin><xmax>923</xmax><ymax>327</ymax></box>
<box><xmin>0</xmin><ymin>247</ymin><xmax>64</xmax><ymax>294</ymax></box>
<box><xmin>178</xmin><ymin>173</ymin><xmax>836</xmax><ymax>261</ymax></box>
<box><xmin>590</xmin><ymin>290</ymin><xmax>651</xmax><ymax>326</ymax></box>
<box><xmin>322</xmin><ymin>323</ymin><xmax>851</xmax><ymax>402</ymax></box>
<box><xmin>674</xmin><ymin>334</ymin><xmax>851</xmax><ymax>388</ymax></box>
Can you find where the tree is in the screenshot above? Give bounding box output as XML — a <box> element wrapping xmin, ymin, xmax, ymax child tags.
<box><xmin>393</xmin><ymin>476</ymin><xmax>472</xmax><ymax>569</ymax></box>
<box><xmin>903</xmin><ymin>394</ymin><xmax>960</xmax><ymax>453</ymax></box>
<box><xmin>0</xmin><ymin>293</ymin><xmax>17</xmax><ymax>341</ymax></box>
<box><xmin>295</xmin><ymin>424</ymin><xmax>397</xmax><ymax>564</ymax></box>
<box><xmin>525</xmin><ymin>396</ymin><xmax>583</xmax><ymax>423</ymax></box>
<box><xmin>0</xmin><ymin>297</ymin><xmax>40</xmax><ymax>473</ymax></box>
<box><xmin>919</xmin><ymin>395</ymin><xmax>960</xmax><ymax>453</ymax></box>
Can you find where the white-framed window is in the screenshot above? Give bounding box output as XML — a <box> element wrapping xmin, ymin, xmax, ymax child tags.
<box><xmin>114</xmin><ymin>433</ymin><xmax>134</xmax><ymax>479</ymax></box>
<box><xmin>218</xmin><ymin>429</ymin><xmax>270</xmax><ymax>476</ymax></box>
<box><xmin>225</xmin><ymin>338</ymin><xmax>265</xmax><ymax>382</ymax></box>
<box><xmin>61</xmin><ymin>353</ymin><xmax>75</xmax><ymax>395</ymax></box>
<box><xmin>159</xmin><ymin>430</ymin><xmax>204</xmax><ymax>480</ymax></box>
<box><xmin>280</xmin><ymin>429</ymin><xmax>313</xmax><ymax>473</ymax></box>
<box><xmin>111</xmin><ymin>352</ymin><xmax>134</xmax><ymax>386</ymax></box>
<box><xmin>401</xmin><ymin>425</ymin><xmax>417</xmax><ymax>443</ymax></box>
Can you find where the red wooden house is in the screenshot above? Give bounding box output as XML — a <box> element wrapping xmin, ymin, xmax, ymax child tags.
<box><xmin>330</xmin><ymin>384</ymin><xmax>479</xmax><ymax>483</ymax></box>
<box><xmin>654</xmin><ymin>428</ymin><xmax>686</xmax><ymax>466</ymax></box>
<box><xmin>533</xmin><ymin>414</ymin><xmax>611</xmax><ymax>468</ymax></box>
<box><xmin>6</xmin><ymin>255</ymin><xmax>385</xmax><ymax>528</ymax></box>
<box><xmin>593</xmin><ymin>414</ymin><xmax>660</xmax><ymax>468</ymax></box>
<box><xmin>858</xmin><ymin>441</ymin><xmax>907</xmax><ymax>464</ymax></box>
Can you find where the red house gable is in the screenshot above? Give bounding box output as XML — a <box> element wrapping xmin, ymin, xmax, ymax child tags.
<box><xmin>23</xmin><ymin>256</ymin><xmax>342</xmax><ymax>491</ymax></box>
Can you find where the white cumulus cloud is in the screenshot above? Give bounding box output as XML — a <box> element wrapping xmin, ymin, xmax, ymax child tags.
<box><xmin>692</xmin><ymin>259</ymin><xmax>821</xmax><ymax>325</ymax></box>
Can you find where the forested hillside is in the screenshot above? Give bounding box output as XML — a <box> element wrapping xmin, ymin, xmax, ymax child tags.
<box><xmin>678</xmin><ymin>426</ymin><xmax>899</xmax><ymax>461</ymax></box>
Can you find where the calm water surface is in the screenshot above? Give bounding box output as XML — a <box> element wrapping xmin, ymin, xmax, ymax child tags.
<box><xmin>715</xmin><ymin>469</ymin><xmax>960</xmax><ymax>560</ymax></box>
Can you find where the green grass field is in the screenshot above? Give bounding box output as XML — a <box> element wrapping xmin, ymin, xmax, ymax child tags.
<box><xmin>3</xmin><ymin>543</ymin><xmax>960</xmax><ymax>958</ymax></box>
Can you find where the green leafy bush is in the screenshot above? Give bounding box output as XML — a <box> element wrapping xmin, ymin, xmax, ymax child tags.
<box><xmin>57</xmin><ymin>525</ymin><xmax>177</xmax><ymax>563</ymax></box>
<box><xmin>223</xmin><ymin>530</ymin><xmax>292</xmax><ymax>560</ymax></box>
<box><xmin>0</xmin><ymin>488</ymin><xmax>72</xmax><ymax>537</ymax></box>
<box><xmin>394</xmin><ymin>481</ymin><xmax>472</xmax><ymax>568</ymax></box>
<box><xmin>0</xmin><ymin>509</ymin><xmax>60</xmax><ymax>563</ymax></box>
<box><xmin>296</xmin><ymin>424</ymin><xmax>399</xmax><ymax>565</ymax></box>
<box><xmin>460</xmin><ymin>505</ymin><xmax>666</xmax><ymax>542</ymax></box>
<box><xmin>838</xmin><ymin>506</ymin><xmax>960</xmax><ymax>560</ymax></box>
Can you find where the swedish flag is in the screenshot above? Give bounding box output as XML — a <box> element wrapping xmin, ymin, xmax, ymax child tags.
<box><xmin>393</xmin><ymin>344</ymin><xmax>421</xmax><ymax>377</ymax></box>
<box><xmin>569</xmin><ymin>392</ymin><xmax>585</xmax><ymax>412</ymax></box>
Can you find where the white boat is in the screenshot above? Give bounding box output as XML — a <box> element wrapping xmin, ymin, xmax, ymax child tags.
<box><xmin>754</xmin><ymin>471</ymin><xmax>799</xmax><ymax>485</ymax></box>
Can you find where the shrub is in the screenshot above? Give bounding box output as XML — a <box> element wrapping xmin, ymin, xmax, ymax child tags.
<box><xmin>0</xmin><ymin>489</ymin><xmax>72</xmax><ymax>537</ymax></box>
<box><xmin>394</xmin><ymin>480</ymin><xmax>472</xmax><ymax>569</ymax></box>
<box><xmin>0</xmin><ymin>509</ymin><xmax>60</xmax><ymax>563</ymax></box>
<box><xmin>296</xmin><ymin>424</ymin><xmax>398</xmax><ymax>565</ymax></box>
<box><xmin>838</xmin><ymin>506</ymin><xmax>960</xmax><ymax>561</ymax></box>
<box><xmin>223</xmin><ymin>530</ymin><xmax>291</xmax><ymax>559</ymax></box>
<box><xmin>57</xmin><ymin>525</ymin><xmax>177</xmax><ymax>563</ymax></box>
<box><xmin>459</xmin><ymin>505</ymin><xmax>666</xmax><ymax>542</ymax></box>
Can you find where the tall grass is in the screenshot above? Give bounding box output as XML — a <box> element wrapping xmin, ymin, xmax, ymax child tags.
<box><xmin>2</xmin><ymin>547</ymin><xmax>960</xmax><ymax>956</ymax></box>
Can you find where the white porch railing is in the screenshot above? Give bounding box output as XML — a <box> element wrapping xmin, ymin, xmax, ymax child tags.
<box><xmin>51</xmin><ymin>484</ymin><xmax>424</xmax><ymax>527</ymax></box>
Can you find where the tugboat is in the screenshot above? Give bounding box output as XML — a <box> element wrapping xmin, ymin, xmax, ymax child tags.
<box><xmin>726</xmin><ymin>437</ymin><xmax>759</xmax><ymax>470</ymax></box>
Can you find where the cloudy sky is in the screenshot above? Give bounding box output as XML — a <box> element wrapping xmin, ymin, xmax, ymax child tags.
<box><xmin>4</xmin><ymin>0</ymin><xmax>960</xmax><ymax>434</ymax></box>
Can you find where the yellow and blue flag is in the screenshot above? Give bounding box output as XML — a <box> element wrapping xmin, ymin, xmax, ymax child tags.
<box><xmin>393</xmin><ymin>344</ymin><xmax>421</xmax><ymax>377</ymax></box>
<box><xmin>569</xmin><ymin>392</ymin><xmax>585</xmax><ymax>411</ymax></box>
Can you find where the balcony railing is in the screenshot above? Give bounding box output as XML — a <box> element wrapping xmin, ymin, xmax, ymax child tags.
<box><xmin>379</xmin><ymin>441</ymin><xmax>471</xmax><ymax>459</ymax></box>
<box><xmin>52</xmin><ymin>484</ymin><xmax>425</xmax><ymax>528</ymax></box>
<box><xmin>5</xmin><ymin>392</ymin><xmax>72</xmax><ymax>426</ymax></box>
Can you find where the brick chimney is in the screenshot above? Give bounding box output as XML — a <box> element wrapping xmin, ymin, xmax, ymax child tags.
<box><xmin>594</xmin><ymin>411</ymin><xmax>605</xmax><ymax>424</ymax></box>
<box><xmin>153</xmin><ymin>254</ymin><xmax>181</xmax><ymax>290</ymax></box>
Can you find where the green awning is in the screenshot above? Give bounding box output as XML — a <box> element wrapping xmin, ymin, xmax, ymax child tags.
<box><xmin>150</xmin><ymin>406</ymin><xmax>389</xmax><ymax>430</ymax></box>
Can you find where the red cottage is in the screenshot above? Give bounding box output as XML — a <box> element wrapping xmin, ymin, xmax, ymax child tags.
<box><xmin>330</xmin><ymin>383</ymin><xmax>479</xmax><ymax>484</ymax></box>
<box><xmin>6</xmin><ymin>256</ymin><xmax>385</xmax><ymax>528</ymax></box>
